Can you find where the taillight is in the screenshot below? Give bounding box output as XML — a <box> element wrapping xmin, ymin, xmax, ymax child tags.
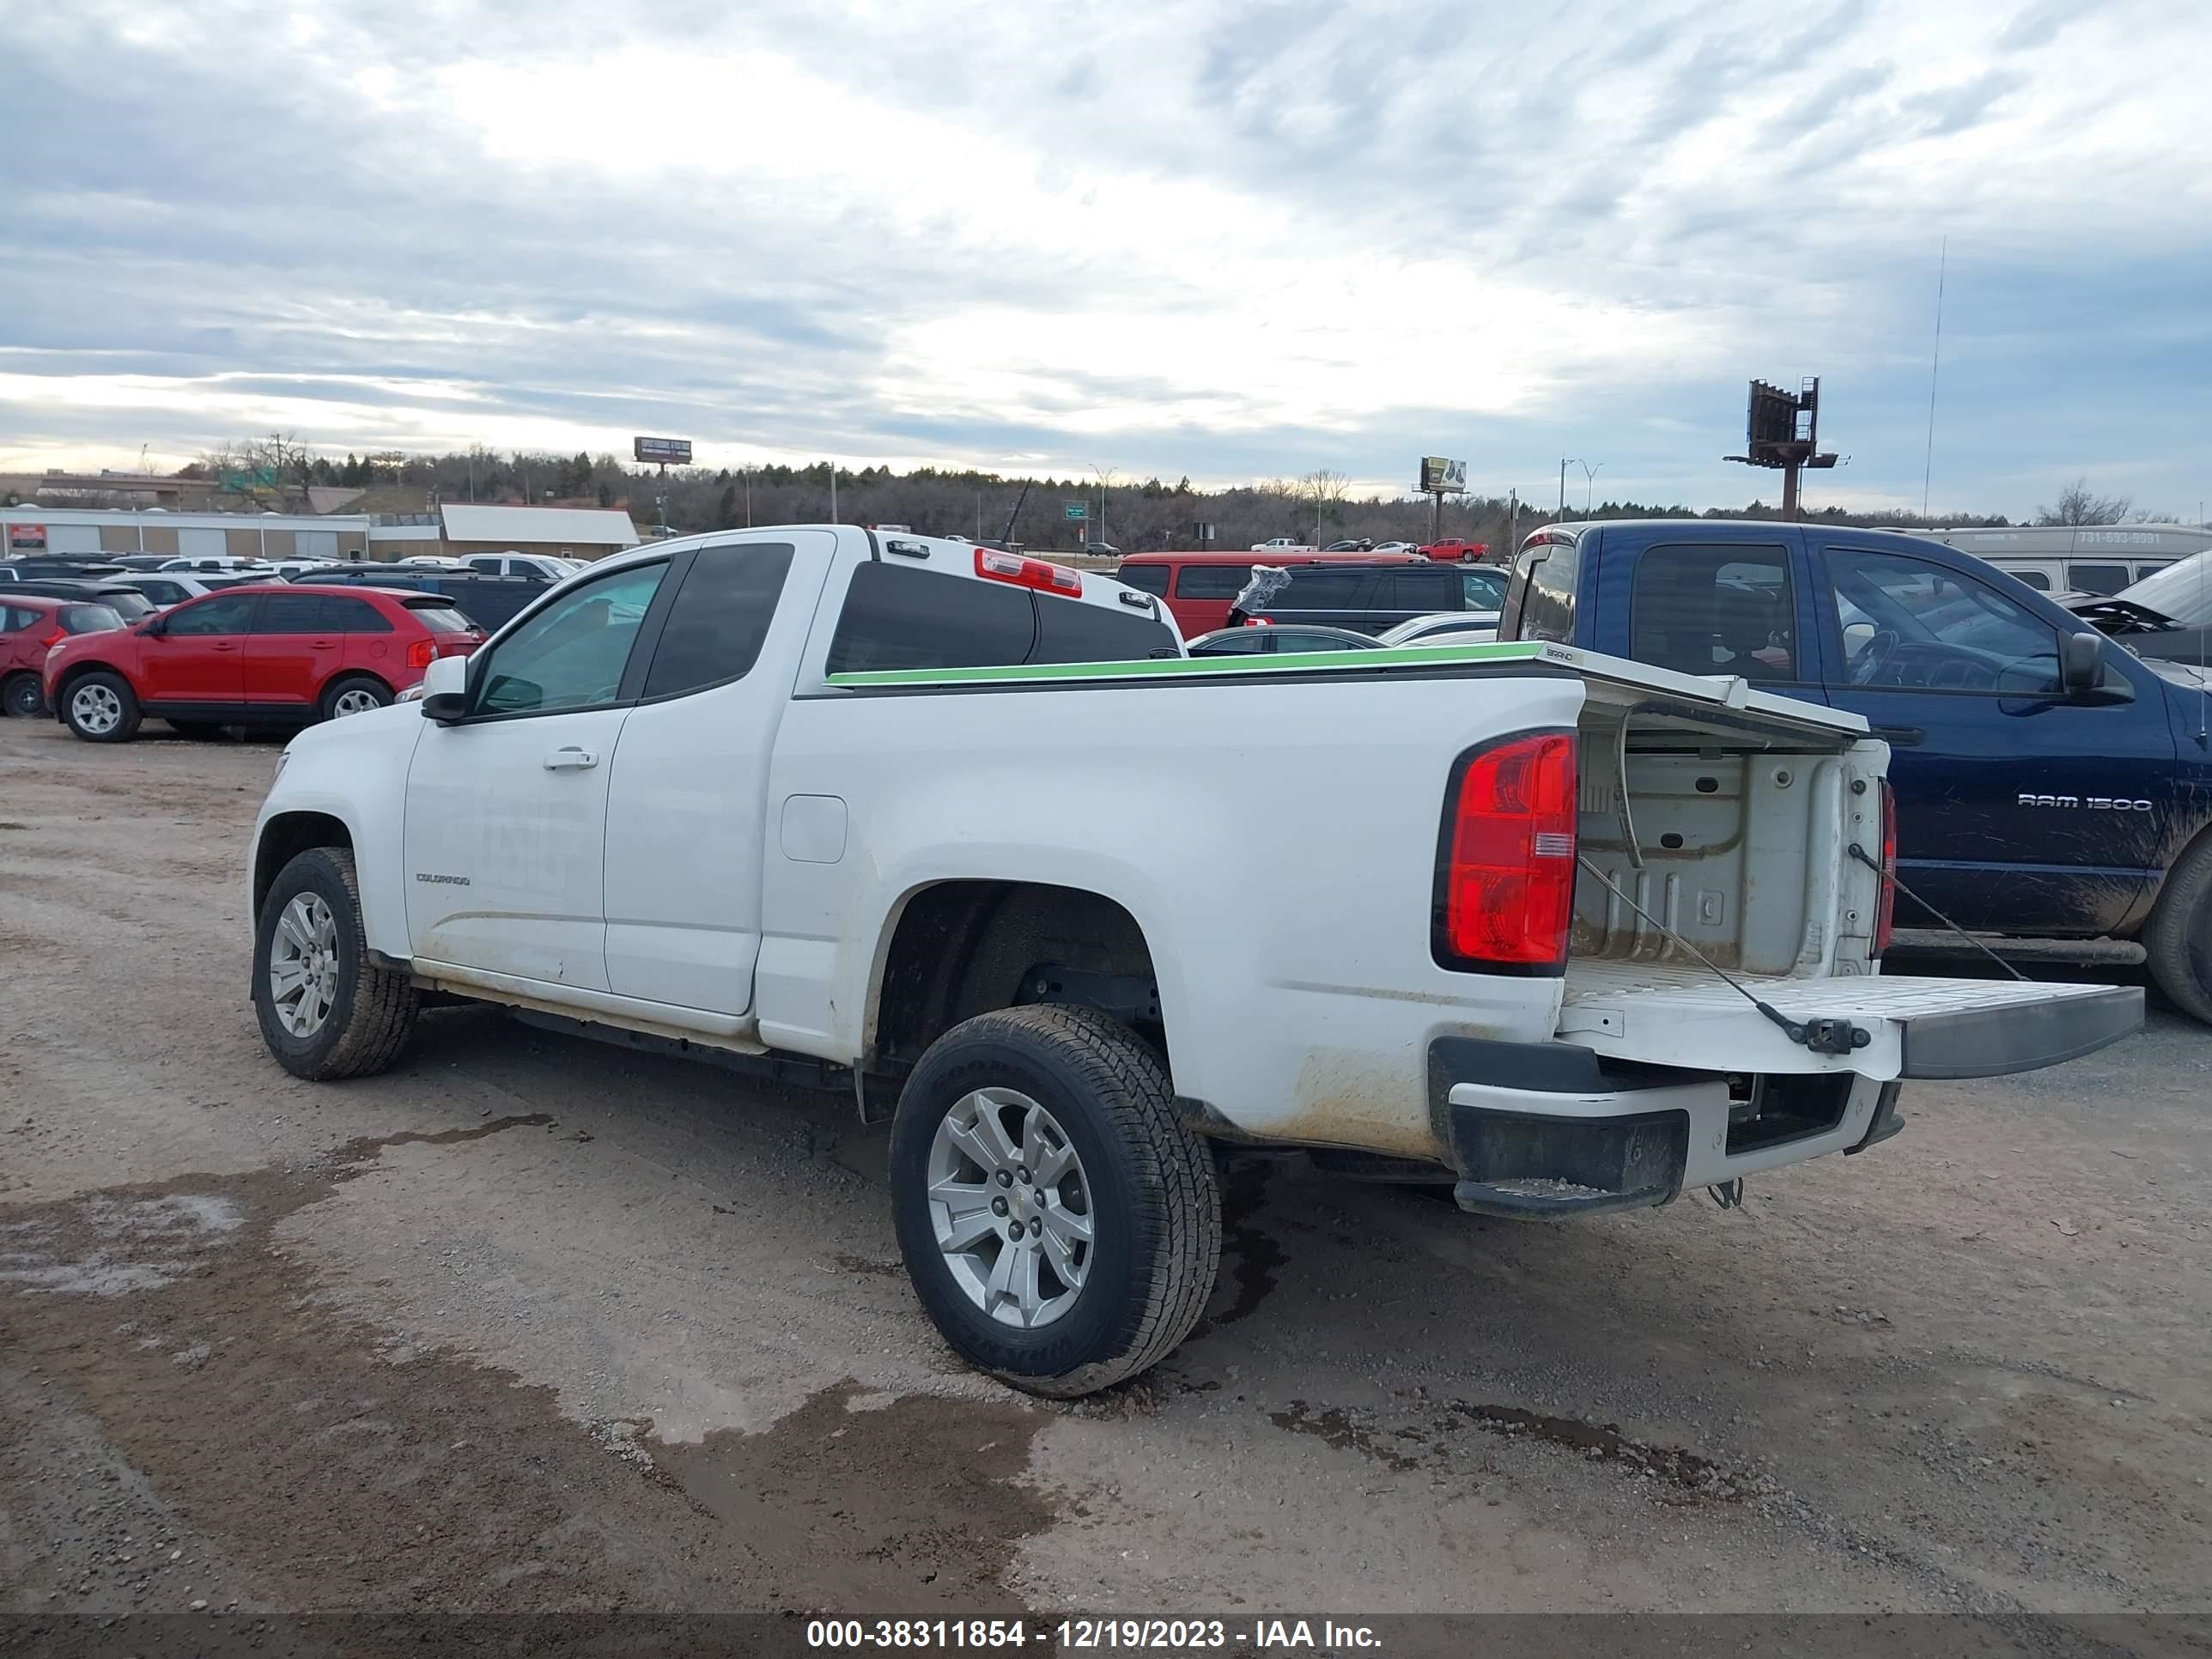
<box><xmin>1433</xmin><ymin>731</ymin><xmax>1578</xmax><ymax>970</ymax></box>
<box><xmin>974</xmin><ymin>548</ymin><xmax>1083</xmax><ymax>595</ymax></box>
<box><xmin>1873</xmin><ymin>781</ymin><xmax>1897</xmax><ymax>957</ymax></box>
<box><xmin>406</xmin><ymin>638</ymin><xmax>436</xmax><ymax>670</ymax></box>
<box><xmin>40</xmin><ymin>628</ymin><xmax>65</xmax><ymax>649</ymax></box>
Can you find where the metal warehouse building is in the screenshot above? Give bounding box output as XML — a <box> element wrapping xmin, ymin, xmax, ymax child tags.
<box><xmin>437</xmin><ymin>505</ymin><xmax>641</xmax><ymax>561</ymax></box>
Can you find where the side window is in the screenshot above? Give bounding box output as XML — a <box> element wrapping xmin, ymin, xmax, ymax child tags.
<box><xmin>253</xmin><ymin>592</ymin><xmax>325</xmax><ymax>633</ymax></box>
<box><xmin>1030</xmin><ymin>593</ymin><xmax>1180</xmax><ymax>663</ymax></box>
<box><xmin>1630</xmin><ymin>545</ymin><xmax>1796</xmax><ymax>680</ymax></box>
<box><xmin>1197</xmin><ymin>631</ymin><xmax>1267</xmax><ymax>655</ymax></box>
<box><xmin>1461</xmin><ymin>568</ymin><xmax>1506</xmax><ymax>610</ymax></box>
<box><xmin>1377</xmin><ymin>568</ymin><xmax>1456</xmax><ymax>611</ymax></box>
<box><xmin>2012</xmin><ymin>569</ymin><xmax>2052</xmax><ymax>592</ymax></box>
<box><xmin>321</xmin><ymin>595</ymin><xmax>392</xmax><ymax>633</ymax></box>
<box><xmin>1826</xmin><ymin>548</ymin><xmax>2062</xmax><ymax>693</ymax></box>
<box><xmin>164</xmin><ymin>594</ymin><xmax>259</xmax><ymax>635</ymax></box>
<box><xmin>465</xmin><ymin>557</ymin><xmax>503</xmax><ymax>574</ymax></box>
<box><xmin>640</xmin><ymin>543</ymin><xmax>795</xmax><ymax>699</ymax></box>
<box><xmin>1173</xmin><ymin>562</ymin><xmax>1256</xmax><ymax>599</ymax></box>
<box><xmin>1514</xmin><ymin>542</ymin><xmax>1581</xmax><ymax>644</ymax></box>
<box><xmin>1113</xmin><ymin>563</ymin><xmax>1171</xmax><ymax>596</ymax></box>
<box><xmin>1271</xmin><ymin>570</ymin><xmax>1366</xmax><ymax>611</ymax></box>
<box><xmin>826</xmin><ymin>561</ymin><xmax>1035</xmax><ymax>672</ymax></box>
<box><xmin>2067</xmin><ymin>563</ymin><xmax>2130</xmax><ymax>596</ymax></box>
<box><xmin>0</xmin><ymin>605</ymin><xmax>32</xmax><ymax>632</ymax></box>
<box><xmin>472</xmin><ymin>562</ymin><xmax>668</xmax><ymax>717</ymax></box>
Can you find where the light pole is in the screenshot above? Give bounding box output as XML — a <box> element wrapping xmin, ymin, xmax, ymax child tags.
<box><xmin>1559</xmin><ymin>459</ymin><xmax>1577</xmax><ymax>520</ymax></box>
<box><xmin>1090</xmin><ymin>465</ymin><xmax>1115</xmax><ymax>550</ymax></box>
<box><xmin>1577</xmin><ymin>459</ymin><xmax>1604</xmax><ymax>514</ymax></box>
<box><xmin>743</xmin><ymin>465</ymin><xmax>752</xmax><ymax>528</ymax></box>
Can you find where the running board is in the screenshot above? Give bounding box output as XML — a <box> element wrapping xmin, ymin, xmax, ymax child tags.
<box><xmin>1887</xmin><ymin>930</ymin><xmax>2146</xmax><ymax>966</ymax></box>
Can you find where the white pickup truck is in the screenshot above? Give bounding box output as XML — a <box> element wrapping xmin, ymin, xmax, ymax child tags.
<box><xmin>247</xmin><ymin>526</ymin><xmax>2140</xmax><ymax>1395</ymax></box>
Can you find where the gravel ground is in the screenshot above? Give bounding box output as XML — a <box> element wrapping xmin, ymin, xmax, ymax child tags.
<box><xmin>2</xmin><ymin>715</ymin><xmax>2209</xmax><ymax>1634</ymax></box>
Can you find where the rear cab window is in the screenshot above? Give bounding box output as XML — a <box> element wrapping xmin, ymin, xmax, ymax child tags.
<box><xmin>1501</xmin><ymin>535</ymin><xmax>1582</xmax><ymax>642</ymax></box>
<box><xmin>826</xmin><ymin>556</ymin><xmax>1177</xmax><ymax>674</ymax></box>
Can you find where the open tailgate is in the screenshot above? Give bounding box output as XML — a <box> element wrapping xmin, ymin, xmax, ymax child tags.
<box><xmin>1559</xmin><ymin>963</ymin><xmax>2142</xmax><ymax>1080</ymax></box>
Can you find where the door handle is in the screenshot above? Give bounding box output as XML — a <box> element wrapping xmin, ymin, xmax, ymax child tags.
<box><xmin>211</xmin><ymin>642</ymin><xmax>240</xmax><ymax>653</ymax></box>
<box><xmin>1872</xmin><ymin>725</ymin><xmax>1924</xmax><ymax>746</ymax></box>
<box><xmin>543</xmin><ymin>747</ymin><xmax>599</xmax><ymax>769</ymax></box>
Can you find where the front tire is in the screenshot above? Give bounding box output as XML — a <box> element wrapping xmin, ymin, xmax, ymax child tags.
<box><xmin>2145</xmin><ymin>836</ymin><xmax>2212</xmax><ymax>1024</ymax></box>
<box><xmin>62</xmin><ymin>672</ymin><xmax>140</xmax><ymax>743</ymax></box>
<box><xmin>1</xmin><ymin>672</ymin><xmax>42</xmax><ymax>719</ymax></box>
<box><xmin>890</xmin><ymin>1005</ymin><xmax>1221</xmax><ymax>1397</ymax></box>
<box><xmin>252</xmin><ymin>847</ymin><xmax>420</xmax><ymax>1079</ymax></box>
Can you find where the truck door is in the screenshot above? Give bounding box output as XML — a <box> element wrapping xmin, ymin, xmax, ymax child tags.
<box><xmin>403</xmin><ymin>558</ymin><xmax>674</xmax><ymax>989</ymax></box>
<box><xmin>601</xmin><ymin>534</ymin><xmax>825</xmax><ymax>1016</ymax></box>
<box><xmin>1810</xmin><ymin>541</ymin><xmax>2177</xmax><ymax>935</ymax></box>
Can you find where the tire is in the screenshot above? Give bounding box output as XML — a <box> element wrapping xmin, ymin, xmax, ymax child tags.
<box><xmin>890</xmin><ymin>1004</ymin><xmax>1221</xmax><ymax>1397</ymax></box>
<box><xmin>252</xmin><ymin>847</ymin><xmax>420</xmax><ymax>1080</ymax></box>
<box><xmin>2145</xmin><ymin>835</ymin><xmax>2212</xmax><ymax>1024</ymax></box>
<box><xmin>2</xmin><ymin>672</ymin><xmax>42</xmax><ymax>720</ymax></box>
<box><xmin>319</xmin><ymin>674</ymin><xmax>392</xmax><ymax>721</ymax></box>
<box><xmin>61</xmin><ymin>671</ymin><xmax>141</xmax><ymax>743</ymax></box>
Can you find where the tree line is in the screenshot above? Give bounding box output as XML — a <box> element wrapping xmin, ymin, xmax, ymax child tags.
<box><xmin>143</xmin><ymin>436</ymin><xmax>2169</xmax><ymax>551</ymax></box>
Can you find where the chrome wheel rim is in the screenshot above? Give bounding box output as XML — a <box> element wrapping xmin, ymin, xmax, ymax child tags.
<box><xmin>70</xmin><ymin>684</ymin><xmax>122</xmax><ymax>734</ymax></box>
<box><xmin>927</xmin><ymin>1088</ymin><xmax>1093</xmax><ymax>1328</ymax></box>
<box><xmin>268</xmin><ymin>893</ymin><xmax>341</xmax><ymax>1037</ymax></box>
<box><xmin>331</xmin><ymin>687</ymin><xmax>383</xmax><ymax>718</ymax></box>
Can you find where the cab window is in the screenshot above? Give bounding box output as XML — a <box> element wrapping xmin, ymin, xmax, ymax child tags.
<box><xmin>471</xmin><ymin>562</ymin><xmax>668</xmax><ymax>716</ymax></box>
<box><xmin>1630</xmin><ymin>545</ymin><xmax>1796</xmax><ymax>681</ymax></box>
<box><xmin>1113</xmin><ymin>562</ymin><xmax>1171</xmax><ymax>596</ymax></box>
<box><xmin>1826</xmin><ymin>548</ymin><xmax>2063</xmax><ymax>694</ymax></box>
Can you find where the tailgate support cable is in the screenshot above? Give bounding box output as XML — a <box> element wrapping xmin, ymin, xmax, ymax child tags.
<box><xmin>1574</xmin><ymin>857</ymin><xmax>1871</xmax><ymax>1056</ymax></box>
<box><xmin>1845</xmin><ymin>842</ymin><xmax>2027</xmax><ymax>982</ymax></box>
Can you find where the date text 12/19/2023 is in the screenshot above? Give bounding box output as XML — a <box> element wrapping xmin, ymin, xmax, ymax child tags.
<box><xmin>805</xmin><ymin>1620</ymin><xmax>1383</xmax><ymax>1651</ymax></box>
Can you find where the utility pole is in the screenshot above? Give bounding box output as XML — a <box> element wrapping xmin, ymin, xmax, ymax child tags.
<box><xmin>1506</xmin><ymin>487</ymin><xmax>1518</xmax><ymax>555</ymax></box>
<box><xmin>829</xmin><ymin>465</ymin><xmax>838</xmax><ymax>524</ymax></box>
<box><xmin>1558</xmin><ymin>459</ymin><xmax>1575</xmax><ymax>520</ymax></box>
<box><xmin>743</xmin><ymin>465</ymin><xmax>752</xmax><ymax>528</ymax></box>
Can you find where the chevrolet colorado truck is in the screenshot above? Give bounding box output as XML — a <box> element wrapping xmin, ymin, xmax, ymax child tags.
<box><xmin>246</xmin><ymin>526</ymin><xmax>2140</xmax><ymax>1395</ymax></box>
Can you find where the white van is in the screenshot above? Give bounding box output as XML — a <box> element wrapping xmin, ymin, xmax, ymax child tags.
<box><xmin>1886</xmin><ymin>524</ymin><xmax>2212</xmax><ymax>596</ymax></box>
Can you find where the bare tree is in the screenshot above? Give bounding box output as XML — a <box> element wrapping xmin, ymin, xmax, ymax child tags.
<box><xmin>2035</xmin><ymin>478</ymin><xmax>2133</xmax><ymax>526</ymax></box>
<box><xmin>1297</xmin><ymin>468</ymin><xmax>1352</xmax><ymax>542</ymax></box>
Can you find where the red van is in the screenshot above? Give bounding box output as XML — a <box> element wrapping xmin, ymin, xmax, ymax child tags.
<box><xmin>44</xmin><ymin>583</ymin><xmax>483</xmax><ymax>742</ymax></box>
<box><xmin>1115</xmin><ymin>549</ymin><xmax>1423</xmax><ymax>638</ymax></box>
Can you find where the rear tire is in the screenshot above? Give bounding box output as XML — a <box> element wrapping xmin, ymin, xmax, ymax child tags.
<box><xmin>1</xmin><ymin>672</ymin><xmax>42</xmax><ymax>719</ymax></box>
<box><xmin>252</xmin><ymin>847</ymin><xmax>420</xmax><ymax>1079</ymax></box>
<box><xmin>319</xmin><ymin>674</ymin><xmax>391</xmax><ymax>721</ymax></box>
<box><xmin>61</xmin><ymin>671</ymin><xmax>140</xmax><ymax>743</ymax></box>
<box><xmin>890</xmin><ymin>1004</ymin><xmax>1221</xmax><ymax>1397</ymax></box>
<box><xmin>2145</xmin><ymin>836</ymin><xmax>2212</xmax><ymax>1024</ymax></box>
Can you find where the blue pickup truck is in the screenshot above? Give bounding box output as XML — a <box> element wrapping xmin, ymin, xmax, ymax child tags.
<box><xmin>1493</xmin><ymin>520</ymin><xmax>2212</xmax><ymax>1020</ymax></box>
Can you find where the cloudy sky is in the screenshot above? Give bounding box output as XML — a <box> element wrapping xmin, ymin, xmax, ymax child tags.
<box><xmin>3</xmin><ymin>0</ymin><xmax>2207</xmax><ymax>516</ymax></box>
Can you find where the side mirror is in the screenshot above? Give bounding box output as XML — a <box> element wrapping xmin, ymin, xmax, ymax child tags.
<box><xmin>138</xmin><ymin>614</ymin><xmax>166</xmax><ymax>636</ymax></box>
<box><xmin>2060</xmin><ymin>629</ymin><xmax>2105</xmax><ymax>692</ymax></box>
<box><xmin>416</xmin><ymin>653</ymin><xmax>469</xmax><ymax>724</ymax></box>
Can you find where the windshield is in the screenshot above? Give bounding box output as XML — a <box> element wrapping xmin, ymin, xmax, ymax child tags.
<box><xmin>2116</xmin><ymin>552</ymin><xmax>2212</xmax><ymax>627</ymax></box>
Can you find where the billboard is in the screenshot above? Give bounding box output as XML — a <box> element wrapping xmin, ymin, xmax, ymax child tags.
<box><xmin>633</xmin><ymin>436</ymin><xmax>693</xmax><ymax>465</ymax></box>
<box><xmin>1418</xmin><ymin>456</ymin><xmax>1468</xmax><ymax>493</ymax></box>
<box><xmin>7</xmin><ymin>522</ymin><xmax>46</xmax><ymax>550</ymax></box>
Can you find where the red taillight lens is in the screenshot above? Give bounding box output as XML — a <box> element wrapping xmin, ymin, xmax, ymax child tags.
<box><xmin>405</xmin><ymin>638</ymin><xmax>436</xmax><ymax>670</ymax></box>
<box><xmin>40</xmin><ymin>628</ymin><xmax>66</xmax><ymax>649</ymax></box>
<box><xmin>1873</xmin><ymin>781</ymin><xmax>1897</xmax><ymax>957</ymax></box>
<box><xmin>1436</xmin><ymin>732</ymin><xmax>1578</xmax><ymax>969</ymax></box>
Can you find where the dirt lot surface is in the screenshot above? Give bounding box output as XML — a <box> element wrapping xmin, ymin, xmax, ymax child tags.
<box><xmin>3</xmin><ymin>717</ymin><xmax>2209</xmax><ymax>1640</ymax></box>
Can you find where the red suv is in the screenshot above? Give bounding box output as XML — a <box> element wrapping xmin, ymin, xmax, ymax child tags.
<box><xmin>3</xmin><ymin>594</ymin><xmax>128</xmax><ymax>718</ymax></box>
<box><xmin>45</xmin><ymin>584</ymin><xmax>483</xmax><ymax>743</ymax></box>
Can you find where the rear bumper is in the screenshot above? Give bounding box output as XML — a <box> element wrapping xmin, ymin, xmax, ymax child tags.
<box><xmin>1898</xmin><ymin>986</ymin><xmax>2140</xmax><ymax>1079</ymax></box>
<box><xmin>1430</xmin><ymin>1035</ymin><xmax>1895</xmax><ymax>1219</ymax></box>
